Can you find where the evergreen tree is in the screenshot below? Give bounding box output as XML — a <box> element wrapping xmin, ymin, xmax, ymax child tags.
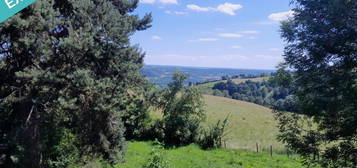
<box><xmin>0</xmin><ymin>0</ymin><xmax>151</xmax><ymax>167</ymax></box>
<box><xmin>275</xmin><ymin>0</ymin><xmax>357</xmax><ymax>167</ymax></box>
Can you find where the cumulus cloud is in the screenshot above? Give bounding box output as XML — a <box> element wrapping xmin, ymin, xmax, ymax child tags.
<box><xmin>216</xmin><ymin>3</ymin><xmax>242</xmax><ymax>16</ymax></box>
<box><xmin>219</xmin><ymin>33</ymin><xmax>243</xmax><ymax>38</ymax></box>
<box><xmin>188</xmin><ymin>38</ymin><xmax>219</xmax><ymax>42</ymax></box>
<box><xmin>186</xmin><ymin>4</ymin><xmax>212</xmax><ymax>12</ymax></box>
<box><xmin>187</xmin><ymin>3</ymin><xmax>242</xmax><ymax>15</ymax></box>
<box><xmin>152</xmin><ymin>35</ymin><xmax>162</xmax><ymax>40</ymax></box>
<box><xmin>268</xmin><ymin>10</ymin><xmax>294</xmax><ymax>22</ymax></box>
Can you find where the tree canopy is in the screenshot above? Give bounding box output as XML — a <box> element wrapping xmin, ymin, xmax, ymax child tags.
<box><xmin>275</xmin><ymin>0</ymin><xmax>357</xmax><ymax>167</ymax></box>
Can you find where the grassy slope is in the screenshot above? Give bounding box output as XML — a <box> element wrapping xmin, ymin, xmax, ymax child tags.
<box><xmin>151</xmin><ymin>94</ymin><xmax>285</xmax><ymax>151</ymax></box>
<box><xmin>116</xmin><ymin>77</ymin><xmax>300</xmax><ymax>168</ymax></box>
<box><xmin>203</xmin><ymin>95</ymin><xmax>284</xmax><ymax>151</ymax></box>
<box><xmin>116</xmin><ymin>141</ymin><xmax>302</xmax><ymax>168</ymax></box>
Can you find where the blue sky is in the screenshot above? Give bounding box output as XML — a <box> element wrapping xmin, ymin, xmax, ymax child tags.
<box><xmin>132</xmin><ymin>0</ymin><xmax>294</xmax><ymax>70</ymax></box>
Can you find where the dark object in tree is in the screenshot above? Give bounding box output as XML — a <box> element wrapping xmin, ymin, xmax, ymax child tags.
<box><xmin>156</xmin><ymin>72</ymin><xmax>206</xmax><ymax>146</ymax></box>
<box><xmin>0</xmin><ymin>0</ymin><xmax>151</xmax><ymax>167</ymax></box>
<box><xmin>275</xmin><ymin>0</ymin><xmax>357</xmax><ymax>167</ymax></box>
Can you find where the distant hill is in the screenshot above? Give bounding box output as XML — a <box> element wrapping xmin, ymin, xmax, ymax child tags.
<box><xmin>142</xmin><ymin>65</ymin><xmax>275</xmax><ymax>87</ymax></box>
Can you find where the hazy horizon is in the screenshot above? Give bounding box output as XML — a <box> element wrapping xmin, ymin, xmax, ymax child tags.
<box><xmin>144</xmin><ymin>63</ymin><xmax>277</xmax><ymax>71</ymax></box>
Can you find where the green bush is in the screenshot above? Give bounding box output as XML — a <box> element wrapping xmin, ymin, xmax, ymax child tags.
<box><xmin>198</xmin><ymin>117</ymin><xmax>228</xmax><ymax>150</ymax></box>
<box><xmin>155</xmin><ymin>72</ymin><xmax>206</xmax><ymax>146</ymax></box>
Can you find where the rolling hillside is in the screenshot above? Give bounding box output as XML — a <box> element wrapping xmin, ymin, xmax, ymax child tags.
<box><xmin>151</xmin><ymin>94</ymin><xmax>285</xmax><ymax>151</ymax></box>
<box><xmin>203</xmin><ymin>95</ymin><xmax>284</xmax><ymax>152</ymax></box>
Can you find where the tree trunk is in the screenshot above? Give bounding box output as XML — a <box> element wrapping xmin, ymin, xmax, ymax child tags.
<box><xmin>16</xmin><ymin>103</ymin><xmax>42</xmax><ymax>168</ymax></box>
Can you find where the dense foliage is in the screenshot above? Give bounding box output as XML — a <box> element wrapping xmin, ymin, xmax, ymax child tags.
<box><xmin>154</xmin><ymin>72</ymin><xmax>206</xmax><ymax>146</ymax></box>
<box><xmin>212</xmin><ymin>79</ymin><xmax>295</xmax><ymax>111</ymax></box>
<box><xmin>275</xmin><ymin>0</ymin><xmax>357</xmax><ymax>167</ymax></box>
<box><xmin>0</xmin><ymin>0</ymin><xmax>151</xmax><ymax>167</ymax></box>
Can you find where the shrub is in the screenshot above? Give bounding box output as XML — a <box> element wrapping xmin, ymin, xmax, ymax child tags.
<box><xmin>156</xmin><ymin>72</ymin><xmax>206</xmax><ymax>146</ymax></box>
<box><xmin>198</xmin><ymin>117</ymin><xmax>229</xmax><ymax>150</ymax></box>
<box><xmin>142</xmin><ymin>142</ymin><xmax>170</xmax><ymax>168</ymax></box>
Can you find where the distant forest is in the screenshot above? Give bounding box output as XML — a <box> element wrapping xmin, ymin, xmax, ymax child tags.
<box><xmin>212</xmin><ymin>79</ymin><xmax>295</xmax><ymax>112</ymax></box>
<box><xmin>142</xmin><ymin>65</ymin><xmax>275</xmax><ymax>87</ymax></box>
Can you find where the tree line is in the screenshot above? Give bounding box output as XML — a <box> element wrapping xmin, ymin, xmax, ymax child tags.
<box><xmin>212</xmin><ymin>79</ymin><xmax>296</xmax><ymax>112</ymax></box>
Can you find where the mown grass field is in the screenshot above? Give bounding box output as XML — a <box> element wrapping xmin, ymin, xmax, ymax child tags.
<box><xmin>116</xmin><ymin>141</ymin><xmax>303</xmax><ymax>168</ymax></box>
<box><xmin>150</xmin><ymin>94</ymin><xmax>285</xmax><ymax>152</ymax></box>
<box><xmin>203</xmin><ymin>95</ymin><xmax>284</xmax><ymax>152</ymax></box>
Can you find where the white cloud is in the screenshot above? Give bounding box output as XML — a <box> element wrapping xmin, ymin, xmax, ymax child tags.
<box><xmin>186</xmin><ymin>4</ymin><xmax>212</xmax><ymax>12</ymax></box>
<box><xmin>165</xmin><ymin>10</ymin><xmax>188</xmax><ymax>15</ymax></box>
<box><xmin>241</xmin><ymin>30</ymin><xmax>259</xmax><ymax>34</ymax></box>
<box><xmin>188</xmin><ymin>38</ymin><xmax>219</xmax><ymax>42</ymax></box>
<box><xmin>152</xmin><ymin>35</ymin><xmax>162</xmax><ymax>40</ymax></box>
<box><xmin>219</xmin><ymin>33</ymin><xmax>243</xmax><ymax>38</ymax></box>
<box><xmin>140</xmin><ymin>0</ymin><xmax>155</xmax><ymax>4</ymax></box>
<box><xmin>159</xmin><ymin>0</ymin><xmax>177</xmax><ymax>5</ymax></box>
<box><xmin>187</xmin><ymin>3</ymin><xmax>242</xmax><ymax>15</ymax></box>
<box><xmin>268</xmin><ymin>10</ymin><xmax>294</xmax><ymax>22</ymax></box>
<box><xmin>216</xmin><ymin>3</ymin><xmax>242</xmax><ymax>16</ymax></box>
<box><xmin>231</xmin><ymin>45</ymin><xmax>242</xmax><ymax>49</ymax></box>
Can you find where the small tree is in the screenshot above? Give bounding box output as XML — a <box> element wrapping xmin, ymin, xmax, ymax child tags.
<box><xmin>157</xmin><ymin>72</ymin><xmax>205</xmax><ymax>146</ymax></box>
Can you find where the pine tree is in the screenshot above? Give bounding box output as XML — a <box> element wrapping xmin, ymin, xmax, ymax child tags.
<box><xmin>0</xmin><ymin>0</ymin><xmax>151</xmax><ymax>167</ymax></box>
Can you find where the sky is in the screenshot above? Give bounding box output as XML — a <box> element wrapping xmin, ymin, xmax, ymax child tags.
<box><xmin>131</xmin><ymin>0</ymin><xmax>294</xmax><ymax>70</ymax></box>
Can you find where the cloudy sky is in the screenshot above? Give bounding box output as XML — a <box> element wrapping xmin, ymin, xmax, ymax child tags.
<box><xmin>132</xmin><ymin>0</ymin><xmax>294</xmax><ymax>69</ymax></box>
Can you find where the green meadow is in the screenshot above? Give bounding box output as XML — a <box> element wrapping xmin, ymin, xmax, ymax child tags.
<box><xmin>203</xmin><ymin>95</ymin><xmax>285</xmax><ymax>151</ymax></box>
<box><xmin>115</xmin><ymin>141</ymin><xmax>302</xmax><ymax>168</ymax></box>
